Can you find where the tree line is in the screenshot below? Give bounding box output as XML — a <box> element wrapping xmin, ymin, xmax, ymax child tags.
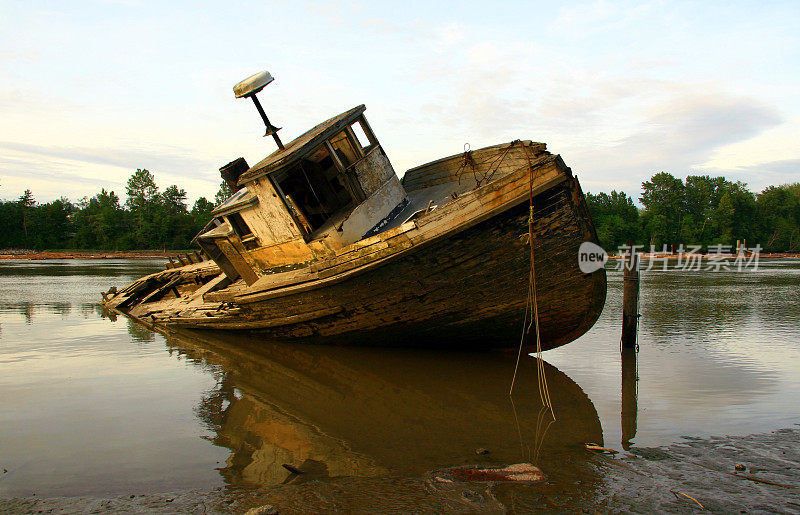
<box><xmin>1</xmin><ymin>169</ymin><xmax>798</xmax><ymax>252</ymax></box>
<box><xmin>0</xmin><ymin>169</ymin><xmax>233</xmax><ymax>251</ymax></box>
<box><xmin>586</xmin><ymin>172</ymin><xmax>800</xmax><ymax>253</ymax></box>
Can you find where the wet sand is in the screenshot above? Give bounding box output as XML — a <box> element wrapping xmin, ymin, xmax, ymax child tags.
<box><xmin>3</xmin><ymin>427</ymin><xmax>798</xmax><ymax>513</ymax></box>
<box><xmin>587</xmin><ymin>426</ymin><xmax>800</xmax><ymax>513</ymax></box>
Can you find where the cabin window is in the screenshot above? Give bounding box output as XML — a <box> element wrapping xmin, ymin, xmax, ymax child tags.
<box><xmin>227</xmin><ymin>212</ymin><xmax>253</xmax><ymax>239</ymax></box>
<box><xmin>351</xmin><ymin>121</ymin><xmax>371</xmax><ymax>150</ymax></box>
<box><xmin>329</xmin><ymin>131</ymin><xmax>359</xmax><ymax>166</ymax></box>
<box><xmin>272</xmin><ymin>149</ymin><xmax>356</xmax><ymax>235</ymax></box>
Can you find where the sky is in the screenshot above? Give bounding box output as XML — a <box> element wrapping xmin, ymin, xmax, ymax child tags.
<box><xmin>1</xmin><ymin>0</ymin><xmax>798</xmax><ymax>206</ymax></box>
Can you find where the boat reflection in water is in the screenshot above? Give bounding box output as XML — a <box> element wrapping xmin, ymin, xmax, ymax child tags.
<box><xmin>162</xmin><ymin>329</ymin><xmax>603</xmax><ymax>490</ymax></box>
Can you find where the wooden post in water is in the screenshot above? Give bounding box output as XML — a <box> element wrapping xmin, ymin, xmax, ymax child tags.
<box><xmin>621</xmin><ymin>346</ymin><xmax>638</xmax><ymax>450</ymax></box>
<box><xmin>621</xmin><ymin>240</ymin><xmax>639</xmax><ymax>349</ymax></box>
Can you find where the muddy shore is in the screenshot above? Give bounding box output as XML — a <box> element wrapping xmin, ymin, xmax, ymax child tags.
<box><xmin>3</xmin><ymin>427</ymin><xmax>797</xmax><ymax>513</ymax></box>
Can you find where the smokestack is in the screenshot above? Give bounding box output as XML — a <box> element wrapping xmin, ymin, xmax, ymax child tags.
<box><xmin>219</xmin><ymin>157</ymin><xmax>249</xmax><ymax>192</ymax></box>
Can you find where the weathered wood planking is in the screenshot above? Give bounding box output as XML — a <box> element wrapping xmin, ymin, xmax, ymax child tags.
<box><xmin>103</xmin><ymin>140</ymin><xmax>606</xmax><ymax>352</ymax></box>
<box><xmin>221</xmin><ymin>178</ymin><xmax>605</xmax><ymax>350</ymax></box>
<box><xmin>402</xmin><ymin>141</ymin><xmax>548</xmax><ymax>192</ymax></box>
<box><xmin>230</xmin><ymin>154</ymin><xmax>566</xmax><ymax>304</ymax></box>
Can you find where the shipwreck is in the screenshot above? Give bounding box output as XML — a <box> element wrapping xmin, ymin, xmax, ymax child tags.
<box><xmin>102</xmin><ymin>70</ymin><xmax>606</xmax><ymax>350</ymax></box>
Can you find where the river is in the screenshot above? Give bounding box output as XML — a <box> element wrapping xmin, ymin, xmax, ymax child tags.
<box><xmin>1</xmin><ymin>258</ymin><xmax>798</xmax><ymax>510</ymax></box>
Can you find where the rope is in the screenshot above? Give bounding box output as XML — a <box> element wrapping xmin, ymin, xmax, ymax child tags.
<box><xmin>509</xmin><ymin>143</ymin><xmax>555</xmax><ymax>421</ymax></box>
<box><xmin>454</xmin><ymin>143</ymin><xmax>477</xmax><ymax>186</ymax></box>
<box><xmin>455</xmin><ymin>140</ymin><xmax>519</xmax><ymax>188</ymax></box>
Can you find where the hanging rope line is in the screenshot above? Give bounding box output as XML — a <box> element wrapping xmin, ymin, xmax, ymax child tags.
<box><xmin>509</xmin><ymin>143</ymin><xmax>555</xmax><ymax>421</ymax></box>
<box><xmin>533</xmin><ymin>405</ymin><xmax>556</xmax><ymax>464</ymax></box>
<box><xmin>454</xmin><ymin>143</ymin><xmax>477</xmax><ymax>186</ymax></box>
<box><xmin>455</xmin><ymin>140</ymin><xmax>520</xmax><ymax>188</ymax></box>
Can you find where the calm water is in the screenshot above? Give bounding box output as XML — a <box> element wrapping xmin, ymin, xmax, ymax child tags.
<box><xmin>0</xmin><ymin>258</ymin><xmax>798</xmax><ymax>497</ymax></box>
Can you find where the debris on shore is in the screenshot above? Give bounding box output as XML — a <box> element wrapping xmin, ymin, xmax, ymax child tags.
<box><xmin>2</xmin><ymin>428</ymin><xmax>798</xmax><ymax>513</ymax></box>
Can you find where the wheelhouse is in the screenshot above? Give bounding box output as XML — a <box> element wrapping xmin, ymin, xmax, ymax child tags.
<box><xmin>196</xmin><ymin>104</ymin><xmax>408</xmax><ymax>286</ymax></box>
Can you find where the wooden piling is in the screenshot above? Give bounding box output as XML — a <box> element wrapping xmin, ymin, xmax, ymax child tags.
<box><xmin>621</xmin><ymin>346</ymin><xmax>638</xmax><ymax>450</ymax></box>
<box><xmin>621</xmin><ymin>240</ymin><xmax>639</xmax><ymax>349</ymax></box>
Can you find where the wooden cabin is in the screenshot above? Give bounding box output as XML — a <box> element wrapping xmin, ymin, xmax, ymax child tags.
<box><xmin>197</xmin><ymin>105</ymin><xmax>408</xmax><ymax>286</ymax></box>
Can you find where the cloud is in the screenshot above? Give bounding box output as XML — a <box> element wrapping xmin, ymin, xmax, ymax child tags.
<box><xmin>0</xmin><ymin>47</ymin><xmax>42</xmax><ymax>63</ymax></box>
<box><xmin>696</xmin><ymin>158</ymin><xmax>800</xmax><ymax>192</ymax></box>
<box><xmin>361</xmin><ymin>17</ymin><xmax>409</xmax><ymax>35</ymax></box>
<box><xmin>558</xmin><ymin>91</ymin><xmax>783</xmax><ymax>198</ymax></box>
<box><xmin>612</xmin><ymin>93</ymin><xmax>782</xmax><ymax>168</ymax></box>
<box><xmin>0</xmin><ymin>140</ymin><xmax>218</xmax><ymax>177</ymax></box>
<box><xmin>0</xmin><ymin>140</ymin><xmax>222</xmax><ymax>202</ymax></box>
<box><xmin>436</xmin><ymin>22</ymin><xmax>466</xmax><ymax>46</ymax></box>
<box><xmin>409</xmin><ymin>33</ymin><xmax>784</xmax><ymax>195</ymax></box>
<box><xmin>552</xmin><ymin>0</ymin><xmax>660</xmax><ymax>39</ymax></box>
<box><xmin>306</xmin><ymin>0</ymin><xmax>363</xmax><ymax>26</ymax></box>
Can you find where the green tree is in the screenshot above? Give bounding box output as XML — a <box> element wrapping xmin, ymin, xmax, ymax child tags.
<box><xmin>34</xmin><ymin>197</ymin><xmax>74</xmax><ymax>248</ymax></box>
<box><xmin>214</xmin><ymin>181</ymin><xmax>234</xmax><ymax>207</ymax></box>
<box><xmin>162</xmin><ymin>185</ymin><xmax>188</xmax><ymax>215</ymax></box>
<box><xmin>158</xmin><ymin>185</ymin><xmax>195</xmax><ymax>249</ymax></box>
<box><xmin>192</xmin><ymin>197</ymin><xmax>214</xmax><ymax>225</ymax></box>
<box><xmin>73</xmin><ymin>189</ymin><xmax>124</xmax><ymax>249</ymax></box>
<box><xmin>718</xmin><ymin>180</ymin><xmax>756</xmax><ymax>246</ymax></box>
<box><xmin>756</xmin><ymin>183</ymin><xmax>800</xmax><ymax>251</ymax></box>
<box><xmin>125</xmin><ymin>169</ymin><xmax>161</xmax><ymax>248</ymax></box>
<box><xmin>714</xmin><ymin>191</ymin><xmax>735</xmax><ymax>243</ymax></box>
<box><xmin>18</xmin><ymin>189</ymin><xmax>35</xmax><ymax>245</ymax></box>
<box><xmin>125</xmin><ymin>169</ymin><xmax>159</xmax><ymax>211</ymax></box>
<box><xmin>585</xmin><ymin>190</ymin><xmax>640</xmax><ymax>251</ymax></box>
<box><xmin>683</xmin><ymin>175</ymin><xmax>725</xmax><ymax>244</ymax></box>
<box><xmin>640</xmin><ymin>172</ymin><xmax>685</xmax><ymax>248</ymax></box>
<box><xmin>0</xmin><ymin>199</ymin><xmax>24</xmax><ymax>247</ymax></box>
<box><xmin>0</xmin><ymin>176</ymin><xmax>217</xmax><ymax>251</ymax></box>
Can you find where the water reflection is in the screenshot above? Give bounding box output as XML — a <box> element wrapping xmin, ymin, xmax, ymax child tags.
<box><xmin>163</xmin><ymin>329</ymin><xmax>603</xmax><ymax>489</ymax></box>
<box><xmin>639</xmin><ymin>266</ymin><xmax>800</xmax><ymax>341</ymax></box>
<box><xmin>0</xmin><ymin>301</ymin><xmax>74</xmax><ymax>321</ymax></box>
<box><xmin>547</xmin><ymin>258</ymin><xmax>800</xmax><ymax>448</ymax></box>
<box><xmin>127</xmin><ymin>317</ymin><xmax>156</xmax><ymax>343</ymax></box>
<box><xmin>18</xmin><ymin>301</ymin><xmax>34</xmax><ymax>323</ymax></box>
<box><xmin>3</xmin><ymin>258</ymin><xmax>799</xmax><ymax>498</ymax></box>
<box><xmin>49</xmin><ymin>302</ymin><xmax>72</xmax><ymax>316</ymax></box>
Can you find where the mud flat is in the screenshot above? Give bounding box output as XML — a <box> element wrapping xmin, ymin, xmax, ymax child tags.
<box><xmin>2</xmin><ymin>427</ymin><xmax>798</xmax><ymax>513</ymax></box>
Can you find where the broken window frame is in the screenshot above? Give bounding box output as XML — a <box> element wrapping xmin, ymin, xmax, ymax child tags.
<box><xmin>226</xmin><ymin>211</ymin><xmax>255</xmax><ymax>240</ymax></box>
<box><xmin>351</xmin><ymin>116</ymin><xmax>378</xmax><ymax>153</ymax></box>
<box><xmin>268</xmin><ymin>138</ymin><xmax>365</xmax><ymax>242</ymax></box>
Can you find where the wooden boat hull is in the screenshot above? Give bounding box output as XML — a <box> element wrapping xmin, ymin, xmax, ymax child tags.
<box><xmin>104</xmin><ymin>143</ymin><xmax>606</xmax><ymax>352</ymax></box>
<box><xmin>235</xmin><ymin>179</ymin><xmax>605</xmax><ymax>350</ymax></box>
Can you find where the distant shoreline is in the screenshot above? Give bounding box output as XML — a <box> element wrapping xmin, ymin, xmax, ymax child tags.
<box><xmin>3</xmin><ymin>250</ymin><xmax>798</xmax><ymax>261</ymax></box>
<box><xmin>0</xmin><ymin>250</ymin><xmax>181</xmax><ymax>260</ymax></box>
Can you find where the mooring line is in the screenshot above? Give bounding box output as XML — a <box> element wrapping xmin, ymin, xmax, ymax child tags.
<box><xmin>509</xmin><ymin>142</ymin><xmax>555</xmax><ymax>421</ymax></box>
